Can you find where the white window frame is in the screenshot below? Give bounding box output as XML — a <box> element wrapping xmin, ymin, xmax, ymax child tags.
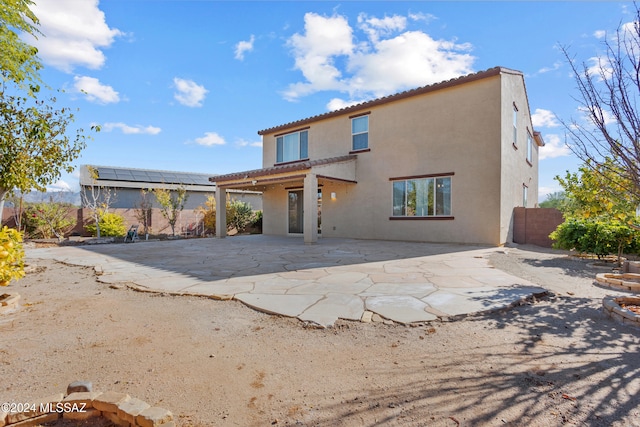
<box><xmin>276</xmin><ymin>130</ymin><xmax>308</xmax><ymax>164</ymax></box>
<box><xmin>351</xmin><ymin>115</ymin><xmax>369</xmax><ymax>151</ymax></box>
<box><xmin>513</xmin><ymin>105</ymin><xmax>518</xmax><ymax>146</ymax></box>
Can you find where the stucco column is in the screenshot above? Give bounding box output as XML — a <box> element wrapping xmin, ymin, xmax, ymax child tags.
<box><xmin>215</xmin><ymin>187</ymin><xmax>227</xmax><ymax>238</ymax></box>
<box><xmin>303</xmin><ymin>173</ymin><xmax>318</xmax><ymax>244</ymax></box>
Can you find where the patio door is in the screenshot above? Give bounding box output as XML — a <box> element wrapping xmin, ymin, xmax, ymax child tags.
<box><xmin>288</xmin><ymin>189</ymin><xmax>322</xmax><ymax>235</ymax></box>
<box><xmin>288</xmin><ymin>190</ymin><xmax>304</xmax><ymax>234</ymax></box>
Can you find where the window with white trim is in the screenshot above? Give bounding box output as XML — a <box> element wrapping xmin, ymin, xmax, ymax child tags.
<box><xmin>276</xmin><ymin>130</ymin><xmax>308</xmax><ymax>163</ymax></box>
<box><xmin>352</xmin><ymin>116</ymin><xmax>369</xmax><ymax>151</ymax></box>
<box><xmin>523</xmin><ymin>184</ymin><xmax>528</xmax><ymax>207</ymax></box>
<box><xmin>392</xmin><ymin>176</ymin><xmax>452</xmax><ymax>217</ymax></box>
<box><xmin>526</xmin><ymin>131</ymin><xmax>533</xmax><ymax>164</ymax></box>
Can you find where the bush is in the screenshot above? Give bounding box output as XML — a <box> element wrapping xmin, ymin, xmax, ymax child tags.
<box><xmin>85</xmin><ymin>212</ymin><xmax>127</xmax><ymax>237</ymax></box>
<box><xmin>23</xmin><ymin>202</ymin><xmax>75</xmax><ymax>239</ymax></box>
<box><xmin>550</xmin><ymin>218</ymin><xmax>640</xmax><ymax>262</ymax></box>
<box><xmin>0</xmin><ymin>226</ymin><xmax>25</xmax><ymax>286</ymax></box>
<box><xmin>227</xmin><ymin>200</ymin><xmax>253</xmax><ymax>233</ymax></box>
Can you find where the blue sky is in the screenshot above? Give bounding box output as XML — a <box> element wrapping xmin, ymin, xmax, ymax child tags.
<box><xmin>21</xmin><ymin>1</ymin><xmax>635</xmax><ymax>200</ymax></box>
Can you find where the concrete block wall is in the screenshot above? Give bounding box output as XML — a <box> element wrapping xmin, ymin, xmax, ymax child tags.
<box><xmin>512</xmin><ymin>207</ymin><xmax>564</xmax><ymax>247</ymax></box>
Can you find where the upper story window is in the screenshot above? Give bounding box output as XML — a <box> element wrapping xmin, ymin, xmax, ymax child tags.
<box><xmin>526</xmin><ymin>130</ymin><xmax>533</xmax><ymax>164</ymax></box>
<box><xmin>512</xmin><ymin>104</ymin><xmax>518</xmax><ymax>147</ymax></box>
<box><xmin>276</xmin><ymin>129</ymin><xmax>308</xmax><ymax>163</ymax></box>
<box><xmin>351</xmin><ymin>115</ymin><xmax>369</xmax><ymax>151</ymax></box>
<box><xmin>392</xmin><ymin>175</ymin><xmax>452</xmax><ymax>217</ymax></box>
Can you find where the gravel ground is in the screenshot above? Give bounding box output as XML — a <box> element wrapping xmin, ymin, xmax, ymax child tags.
<box><xmin>1</xmin><ymin>244</ymin><xmax>639</xmax><ymax>427</ymax></box>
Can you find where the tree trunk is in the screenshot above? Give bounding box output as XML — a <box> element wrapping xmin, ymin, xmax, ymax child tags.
<box><xmin>0</xmin><ymin>189</ymin><xmax>8</xmax><ymax>225</ymax></box>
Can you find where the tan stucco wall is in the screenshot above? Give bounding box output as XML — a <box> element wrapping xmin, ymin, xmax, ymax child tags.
<box><xmin>499</xmin><ymin>72</ymin><xmax>540</xmax><ymax>243</ymax></box>
<box><xmin>261</xmin><ymin>71</ymin><xmax>537</xmax><ymax>245</ymax></box>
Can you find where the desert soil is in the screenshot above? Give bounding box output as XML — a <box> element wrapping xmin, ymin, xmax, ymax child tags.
<box><xmin>1</xmin><ymin>244</ymin><xmax>639</xmax><ymax>427</ymax></box>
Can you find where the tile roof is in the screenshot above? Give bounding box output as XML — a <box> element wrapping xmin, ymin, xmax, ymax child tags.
<box><xmin>211</xmin><ymin>155</ymin><xmax>357</xmax><ymax>183</ymax></box>
<box><xmin>258</xmin><ymin>66</ymin><xmax>522</xmax><ymax>135</ymax></box>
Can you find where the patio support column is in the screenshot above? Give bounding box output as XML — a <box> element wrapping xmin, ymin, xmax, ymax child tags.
<box><xmin>303</xmin><ymin>173</ymin><xmax>318</xmax><ymax>244</ymax></box>
<box><xmin>215</xmin><ymin>187</ymin><xmax>227</xmax><ymax>238</ymax></box>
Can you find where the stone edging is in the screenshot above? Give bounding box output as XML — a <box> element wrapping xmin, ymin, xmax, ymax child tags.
<box><xmin>0</xmin><ymin>382</ymin><xmax>174</xmax><ymax>427</ymax></box>
<box><xmin>594</xmin><ymin>273</ymin><xmax>640</xmax><ymax>293</ymax></box>
<box><xmin>602</xmin><ymin>296</ymin><xmax>640</xmax><ymax>328</ymax></box>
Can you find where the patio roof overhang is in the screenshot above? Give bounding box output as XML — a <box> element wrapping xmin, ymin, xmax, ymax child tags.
<box><xmin>211</xmin><ymin>155</ymin><xmax>358</xmax><ymax>243</ymax></box>
<box><xmin>210</xmin><ymin>154</ymin><xmax>358</xmax><ymax>191</ymax></box>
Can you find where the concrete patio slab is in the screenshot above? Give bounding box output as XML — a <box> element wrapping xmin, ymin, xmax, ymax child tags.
<box><xmin>25</xmin><ymin>236</ymin><xmax>547</xmax><ymax>328</ymax></box>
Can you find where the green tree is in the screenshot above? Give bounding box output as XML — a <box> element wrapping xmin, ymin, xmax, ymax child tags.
<box><xmin>551</xmin><ymin>159</ymin><xmax>640</xmax><ymax>264</ymax></box>
<box><xmin>1</xmin><ymin>0</ymin><xmax>42</xmax><ymax>93</ymax></box>
<box><xmin>539</xmin><ymin>191</ymin><xmax>569</xmax><ymax>211</ymax></box>
<box><xmin>555</xmin><ymin>158</ymin><xmax>637</xmax><ymax>222</ymax></box>
<box><xmin>153</xmin><ymin>187</ymin><xmax>188</xmax><ymax>236</ymax></box>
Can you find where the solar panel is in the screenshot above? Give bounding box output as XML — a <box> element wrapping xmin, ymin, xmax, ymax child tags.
<box><xmin>92</xmin><ymin>166</ymin><xmax>214</xmax><ymax>186</ymax></box>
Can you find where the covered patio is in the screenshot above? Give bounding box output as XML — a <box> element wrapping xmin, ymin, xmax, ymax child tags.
<box><xmin>211</xmin><ymin>155</ymin><xmax>358</xmax><ymax>243</ymax></box>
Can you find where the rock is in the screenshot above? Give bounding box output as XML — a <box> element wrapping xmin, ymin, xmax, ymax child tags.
<box><xmin>67</xmin><ymin>381</ymin><xmax>93</xmax><ymax>395</ymax></box>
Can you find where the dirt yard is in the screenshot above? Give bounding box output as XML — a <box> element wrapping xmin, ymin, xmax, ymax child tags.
<box><xmin>1</xmin><ymin>245</ymin><xmax>639</xmax><ymax>427</ymax></box>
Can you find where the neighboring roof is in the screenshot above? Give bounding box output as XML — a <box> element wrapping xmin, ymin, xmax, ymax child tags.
<box><xmin>258</xmin><ymin>66</ymin><xmax>523</xmax><ymax>136</ymax></box>
<box><xmin>81</xmin><ymin>165</ymin><xmax>216</xmax><ymax>187</ymax></box>
<box><xmin>212</xmin><ymin>155</ymin><xmax>357</xmax><ymax>183</ymax></box>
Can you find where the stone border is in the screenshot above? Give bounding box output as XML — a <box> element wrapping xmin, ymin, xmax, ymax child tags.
<box><xmin>602</xmin><ymin>296</ymin><xmax>640</xmax><ymax>328</ymax></box>
<box><xmin>0</xmin><ymin>385</ymin><xmax>173</xmax><ymax>427</ymax></box>
<box><xmin>0</xmin><ymin>292</ymin><xmax>20</xmax><ymax>315</ymax></box>
<box><xmin>594</xmin><ymin>273</ymin><xmax>640</xmax><ymax>293</ymax></box>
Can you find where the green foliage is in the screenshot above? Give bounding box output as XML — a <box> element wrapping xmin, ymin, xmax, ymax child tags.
<box><xmin>153</xmin><ymin>187</ymin><xmax>188</xmax><ymax>236</ymax></box>
<box><xmin>250</xmin><ymin>210</ymin><xmax>263</xmax><ymax>230</ymax></box>
<box><xmin>0</xmin><ymin>0</ymin><xmax>42</xmax><ymax>93</ymax></box>
<box><xmin>0</xmin><ymin>92</ymin><xmax>93</xmax><ymax>218</ymax></box>
<box><xmin>539</xmin><ymin>191</ymin><xmax>569</xmax><ymax>211</ymax></box>
<box><xmin>555</xmin><ymin>158</ymin><xmax>637</xmax><ymax>222</ymax></box>
<box><xmin>0</xmin><ymin>226</ymin><xmax>25</xmax><ymax>286</ymax></box>
<box><xmin>550</xmin><ymin>218</ymin><xmax>640</xmax><ymax>263</ymax></box>
<box><xmin>226</xmin><ymin>200</ymin><xmax>253</xmax><ymax>233</ymax></box>
<box><xmin>85</xmin><ymin>212</ymin><xmax>127</xmax><ymax>237</ymax></box>
<box><xmin>23</xmin><ymin>201</ymin><xmax>75</xmax><ymax>239</ymax></box>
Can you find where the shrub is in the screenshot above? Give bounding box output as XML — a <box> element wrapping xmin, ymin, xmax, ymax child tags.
<box><xmin>85</xmin><ymin>212</ymin><xmax>127</xmax><ymax>237</ymax></box>
<box><xmin>23</xmin><ymin>202</ymin><xmax>75</xmax><ymax>239</ymax></box>
<box><xmin>550</xmin><ymin>218</ymin><xmax>640</xmax><ymax>264</ymax></box>
<box><xmin>227</xmin><ymin>200</ymin><xmax>253</xmax><ymax>233</ymax></box>
<box><xmin>0</xmin><ymin>226</ymin><xmax>25</xmax><ymax>286</ymax></box>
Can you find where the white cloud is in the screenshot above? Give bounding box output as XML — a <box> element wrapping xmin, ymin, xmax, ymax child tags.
<box><xmin>26</xmin><ymin>0</ymin><xmax>122</xmax><ymax>72</ymax></box>
<box><xmin>235</xmin><ymin>138</ymin><xmax>262</xmax><ymax>148</ymax></box>
<box><xmin>173</xmin><ymin>77</ymin><xmax>208</xmax><ymax>107</ymax></box>
<box><xmin>539</xmin><ymin>134</ymin><xmax>571</xmax><ymax>160</ymax></box>
<box><xmin>594</xmin><ymin>29</ymin><xmax>607</xmax><ymax>39</ymax></box>
<box><xmin>326</xmin><ymin>97</ymin><xmax>362</xmax><ymax>111</ymax></box>
<box><xmin>357</xmin><ymin>13</ymin><xmax>407</xmax><ymax>43</ymax></box>
<box><xmin>103</xmin><ymin>122</ymin><xmax>161</xmax><ymax>135</ymax></box>
<box><xmin>284</xmin><ymin>12</ymin><xmax>475</xmax><ymax>104</ymax></box>
<box><xmin>531</xmin><ymin>108</ymin><xmax>560</xmax><ymax>128</ymax></box>
<box><xmin>73</xmin><ymin>76</ymin><xmax>119</xmax><ymax>104</ymax></box>
<box><xmin>235</xmin><ymin>35</ymin><xmax>255</xmax><ymax>60</ymax></box>
<box><xmin>194</xmin><ymin>132</ymin><xmax>226</xmax><ymax>146</ymax></box>
<box><xmin>537</xmin><ymin>61</ymin><xmax>562</xmax><ymax>74</ymax></box>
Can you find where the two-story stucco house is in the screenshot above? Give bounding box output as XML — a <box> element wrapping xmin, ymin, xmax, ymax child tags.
<box><xmin>212</xmin><ymin>67</ymin><xmax>544</xmax><ymax>246</ymax></box>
